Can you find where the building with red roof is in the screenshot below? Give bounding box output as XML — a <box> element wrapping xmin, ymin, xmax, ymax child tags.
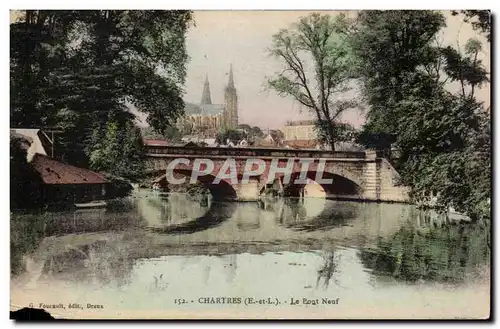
<box><xmin>29</xmin><ymin>153</ymin><xmax>109</xmax><ymax>205</ymax></box>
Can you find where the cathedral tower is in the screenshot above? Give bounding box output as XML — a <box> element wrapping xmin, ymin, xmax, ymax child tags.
<box><xmin>201</xmin><ymin>73</ymin><xmax>212</xmax><ymax>105</ymax></box>
<box><xmin>224</xmin><ymin>64</ymin><xmax>238</xmax><ymax>129</ymax></box>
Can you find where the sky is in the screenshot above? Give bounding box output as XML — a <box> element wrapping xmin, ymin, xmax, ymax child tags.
<box><xmin>182</xmin><ymin>10</ymin><xmax>491</xmax><ymax>130</ymax></box>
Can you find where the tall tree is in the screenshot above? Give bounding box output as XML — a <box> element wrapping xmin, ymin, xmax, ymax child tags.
<box><xmin>267</xmin><ymin>13</ymin><xmax>357</xmax><ymax>151</ymax></box>
<box><xmin>452</xmin><ymin>10</ymin><xmax>491</xmax><ymax>42</ymax></box>
<box><xmin>10</xmin><ymin>10</ymin><xmax>193</xmax><ymax>178</ymax></box>
<box><xmin>350</xmin><ymin>10</ymin><xmax>490</xmax><ymax>221</ymax></box>
<box><xmin>351</xmin><ymin>10</ymin><xmax>446</xmax><ymax>151</ymax></box>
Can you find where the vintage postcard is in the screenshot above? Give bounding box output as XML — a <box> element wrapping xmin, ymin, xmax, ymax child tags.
<box><xmin>9</xmin><ymin>9</ymin><xmax>491</xmax><ymax>320</ymax></box>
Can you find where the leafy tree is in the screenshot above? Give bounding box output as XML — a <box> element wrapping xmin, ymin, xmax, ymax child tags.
<box><xmin>164</xmin><ymin>125</ymin><xmax>183</xmax><ymax>142</ymax></box>
<box><xmin>10</xmin><ymin>10</ymin><xmax>193</xmax><ymax>178</ymax></box>
<box><xmin>269</xmin><ymin>129</ymin><xmax>285</xmax><ymax>145</ymax></box>
<box><xmin>452</xmin><ymin>10</ymin><xmax>491</xmax><ymax>42</ymax></box>
<box><xmin>238</xmin><ymin>124</ymin><xmax>264</xmax><ymax>142</ymax></box>
<box><xmin>360</xmin><ymin>219</ymin><xmax>490</xmax><ymax>283</ymax></box>
<box><xmin>215</xmin><ymin>129</ymin><xmax>246</xmax><ymax>145</ymax></box>
<box><xmin>351</xmin><ymin>10</ymin><xmax>446</xmax><ymax>151</ymax></box>
<box><xmin>267</xmin><ymin>13</ymin><xmax>358</xmax><ymax>151</ymax></box>
<box><xmin>10</xmin><ymin>135</ymin><xmax>43</xmax><ymax>209</ymax></box>
<box><xmin>89</xmin><ymin>118</ymin><xmax>145</xmax><ymax>180</ymax></box>
<box><xmin>251</xmin><ymin>126</ymin><xmax>265</xmax><ymax>138</ymax></box>
<box><xmin>315</xmin><ymin>121</ymin><xmax>357</xmax><ymax>147</ymax></box>
<box><xmin>349</xmin><ymin>10</ymin><xmax>490</xmax><ymax>221</ymax></box>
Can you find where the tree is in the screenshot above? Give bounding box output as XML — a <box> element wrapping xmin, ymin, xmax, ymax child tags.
<box><xmin>216</xmin><ymin>129</ymin><xmax>246</xmax><ymax>145</ymax></box>
<box><xmin>267</xmin><ymin>13</ymin><xmax>358</xmax><ymax>151</ymax></box>
<box><xmin>10</xmin><ymin>135</ymin><xmax>43</xmax><ymax>209</ymax></box>
<box><xmin>269</xmin><ymin>129</ymin><xmax>285</xmax><ymax>145</ymax></box>
<box><xmin>351</xmin><ymin>10</ymin><xmax>446</xmax><ymax>151</ymax></box>
<box><xmin>164</xmin><ymin>125</ymin><xmax>183</xmax><ymax>142</ymax></box>
<box><xmin>88</xmin><ymin>117</ymin><xmax>145</xmax><ymax>180</ymax></box>
<box><xmin>315</xmin><ymin>121</ymin><xmax>357</xmax><ymax>147</ymax></box>
<box><xmin>452</xmin><ymin>10</ymin><xmax>491</xmax><ymax>42</ymax></box>
<box><xmin>350</xmin><ymin>10</ymin><xmax>490</xmax><ymax>221</ymax></box>
<box><xmin>238</xmin><ymin>124</ymin><xmax>264</xmax><ymax>142</ymax></box>
<box><xmin>10</xmin><ymin>10</ymin><xmax>193</xmax><ymax>178</ymax></box>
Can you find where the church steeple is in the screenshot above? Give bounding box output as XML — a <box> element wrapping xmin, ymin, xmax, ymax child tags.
<box><xmin>201</xmin><ymin>73</ymin><xmax>212</xmax><ymax>105</ymax></box>
<box><xmin>224</xmin><ymin>64</ymin><xmax>238</xmax><ymax>129</ymax></box>
<box><xmin>227</xmin><ymin>64</ymin><xmax>234</xmax><ymax>89</ymax></box>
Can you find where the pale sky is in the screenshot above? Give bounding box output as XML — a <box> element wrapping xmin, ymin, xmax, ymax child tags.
<box><xmin>183</xmin><ymin>10</ymin><xmax>491</xmax><ymax>130</ymax></box>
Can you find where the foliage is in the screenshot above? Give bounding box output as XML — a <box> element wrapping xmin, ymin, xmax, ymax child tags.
<box><xmin>360</xmin><ymin>219</ymin><xmax>490</xmax><ymax>283</ymax></box>
<box><xmin>315</xmin><ymin>121</ymin><xmax>357</xmax><ymax>146</ymax></box>
<box><xmin>452</xmin><ymin>10</ymin><xmax>491</xmax><ymax>42</ymax></box>
<box><xmin>88</xmin><ymin>119</ymin><xmax>146</xmax><ymax>181</ymax></box>
<box><xmin>215</xmin><ymin>129</ymin><xmax>246</xmax><ymax>145</ymax></box>
<box><xmin>164</xmin><ymin>125</ymin><xmax>183</xmax><ymax>142</ymax></box>
<box><xmin>11</xmin><ymin>212</ymin><xmax>49</xmax><ymax>274</ymax></box>
<box><xmin>269</xmin><ymin>129</ymin><xmax>285</xmax><ymax>144</ymax></box>
<box><xmin>10</xmin><ymin>10</ymin><xmax>193</xmax><ymax>177</ymax></box>
<box><xmin>267</xmin><ymin>13</ymin><xmax>358</xmax><ymax>151</ymax></box>
<box><xmin>349</xmin><ymin>10</ymin><xmax>490</xmax><ymax>222</ymax></box>
<box><xmin>238</xmin><ymin>124</ymin><xmax>264</xmax><ymax>142</ymax></box>
<box><xmin>10</xmin><ymin>136</ymin><xmax>43</xmax><ymax>209</ymax></box>
<box><xmin>350</xmin><ymin>10</ymin><xmax>446</xmax><ymax>151</ymax></box>
<box><xmin>141</xmin><ymin>125</ymin><xmax>182</xmax><ymax>142</ymax></box>
<box><xmin>103</xmin><ymin>174</ymin><xmax>134</xmax><ymax>198</ymax></box>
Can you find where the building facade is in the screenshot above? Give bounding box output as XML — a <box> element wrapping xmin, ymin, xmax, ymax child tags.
<box><xmin>177</xmin><ymin>65</ymin><xmax>239</xmax><ymax>138</ymax></box>
<box><xmin>282</xmin><ymin>120</ymin><xmax>317</xmax><ymax>141</ymax></box>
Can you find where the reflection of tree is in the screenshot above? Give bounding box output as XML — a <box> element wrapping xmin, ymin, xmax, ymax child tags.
<box><xmin>359</xmin><ymin>220</ymin><xmax>490</xmax><ymax>283</ymax></box>
<box><xmin>278</xmin><ymin>199</ymin><xmax>307</xmax><ymax>227</ymax></box>
<box><xmin>40</xmin><ymin>240</ymin><xmax>134</xmax><ymax>288</ymax></box>
<box><xmin>316</xmin><ymin>251</ymin><xmax>340</xmax><ymax>289</ymax></box>
<box><xmin>11</xmin><ymin>213</ymin><xmax>48</xmax><ymax>275</ymax></box>
<box><xmin>235</xmin><ymin>204</ymin><xmax>261</xmax><ymax>230</ymax></box>
<box><xmin>276</xmin><ymin>199</ymin><xmax>356</xmax><ymax>231</ymax></box>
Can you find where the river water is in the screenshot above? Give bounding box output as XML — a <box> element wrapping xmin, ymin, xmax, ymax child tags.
<box><xmin>10</xmin><ymin>190</ymin><xmax>490</xmax><ymax>319</ymax></box>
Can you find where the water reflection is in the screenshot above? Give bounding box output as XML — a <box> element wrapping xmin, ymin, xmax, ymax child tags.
<box><xmin>272</xmin><ymin>198</ymin><xmax>357</xmax><ymax>231</ymax></box>
<box><xmin>10</xmin><ymin>191</ymin><xmax>490</xmax><ymax>318</ymax></box>
<box><xmin>359</xmin><ymin>215</ymin><xmax>490</xmax><ymax>283</ymax></box>
<box><xmin>316</xmin><ymin>251</ymin><xmax>339</xmax><ymax>289</ymax></box>
<box><xmin>38</xmin><ymin>240</ymin><xmax>134</xmax><ymax>288</ymax></box>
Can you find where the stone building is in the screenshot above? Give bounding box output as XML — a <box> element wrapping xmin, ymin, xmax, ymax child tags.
<box><xmin>282</xmin><ymin>120</ymin><xmax>317</xmax><ymax>141</ymax></box>
<box><xmin>178</xmin><ymin>65</ymin><xmax>239</xmax><ymax>138</ymax></box>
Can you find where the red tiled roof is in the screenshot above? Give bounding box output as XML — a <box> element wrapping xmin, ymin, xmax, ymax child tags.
<box><xmin>283</xmin><ymin>140</ymin><xmax>318</xmax><ymax>149</ymax></box>
<box><xmin>31</xmin><ymin>154</ymin><xmax>108</xmax><ymax>185</ymax></box>
<box><xmin>143</xmin><ymin>139</ymin><xmax>168</xmax><ymax>146</ymax></box>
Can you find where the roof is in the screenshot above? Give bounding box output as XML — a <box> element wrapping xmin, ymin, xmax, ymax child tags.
<box><xmin>254</xmin><ymin>139</ymin><xmax>277</xmax><ymax>148</ymax></box>
<box><xmin>283</xmin><ymin>139</ymin><xmax>319</xmax><ymax>149</ymax></box>
<box><xmin>143</xmin><ymin>139</ymin><xmax>168</xmax><ymax>146</ymax></box>
<box><xmin>199</xmin><ymin>104</ymin><xmax>224</xmax><ymax>116</ymax></box>
<box><xmin>285</xmin><ymin>120</ymin><xmax>316</xmax><ymax>126</ymax></box>
<box><xmin>31</xmin><ymin>154</ymin><xmax>108</xmax><ymax>185</ymax></box>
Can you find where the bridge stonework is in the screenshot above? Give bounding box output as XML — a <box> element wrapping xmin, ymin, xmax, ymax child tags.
<box><xmin>144</xmin><ymin>146</ymin><xmax>409</xmax><ymax>203</ymax></box>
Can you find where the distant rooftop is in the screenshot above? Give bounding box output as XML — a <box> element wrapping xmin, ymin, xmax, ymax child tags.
<box><xmin>285</xmin><ymin>120</ymin><xmax>316</xmax><ymax>126</ymax></box>
<box><xmin>185</xmin><ymin>102</ymin><xmax>224</xmax><ymax>116</ymax></box>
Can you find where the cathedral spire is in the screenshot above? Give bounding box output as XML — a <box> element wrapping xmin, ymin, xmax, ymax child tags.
<box><xmin>224</xmin><ymin>63</ymin><xmax>238</xmax><ymax>130</ymax></box>
<box><xmin>201</xmin><ymin>73</ymin><xmax>212</xmax><ymax>105</ymax></box>
<box><xmin>227</xmin><ymin>64</ymin><xmax>234</xmax><ymax>89</ymax></box>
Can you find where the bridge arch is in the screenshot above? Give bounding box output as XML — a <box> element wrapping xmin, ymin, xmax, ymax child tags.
<box><xmin>151</xmin><ymin>169</ymin><xmax>238</xmax><ymax>201</ymax></box>
<box><xmin>281</xmin><ymin>168</ymin><xmax>363</xmax><ymax>199</ymax></box>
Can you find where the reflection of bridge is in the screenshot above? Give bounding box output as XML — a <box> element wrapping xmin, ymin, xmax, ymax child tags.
<box><xmin>145</xmin><ymin>145</ymin><xmax>409</xmax><ymax>202</ymax></box>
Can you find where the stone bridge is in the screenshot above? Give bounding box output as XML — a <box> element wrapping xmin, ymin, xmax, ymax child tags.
<box><xmin>144</xmin><ymin>145</ymin><xmax>409</xmax><ymax>202</ymax></box>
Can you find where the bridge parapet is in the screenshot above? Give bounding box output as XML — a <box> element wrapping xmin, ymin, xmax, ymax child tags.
<box><xmin>145</xmin><ymin>145</ymin><xmax>367</xmax><ymax>159</ymax></box>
